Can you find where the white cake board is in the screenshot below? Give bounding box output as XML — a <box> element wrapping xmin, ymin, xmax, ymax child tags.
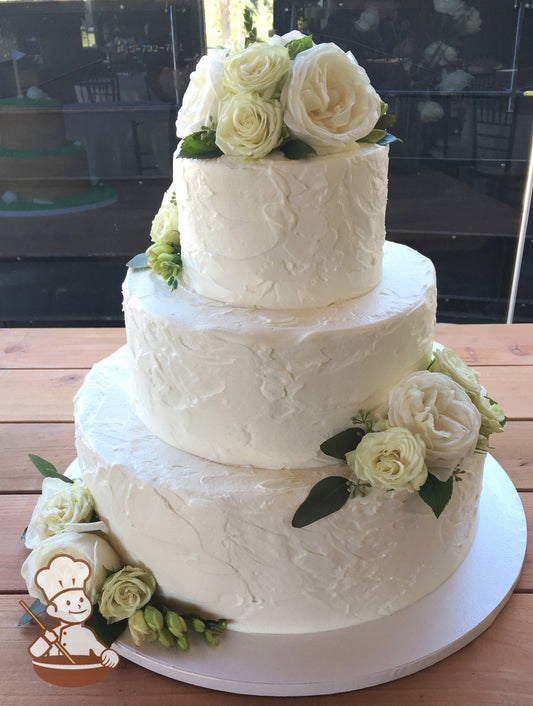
<box><xmin>113</xmin><ymin>455</ymin><xmax>527</xmax><ymax>696</ymax></box>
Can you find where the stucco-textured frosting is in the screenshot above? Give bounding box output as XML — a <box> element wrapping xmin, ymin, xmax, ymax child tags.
<box><xmin>75</xmin><ymin>348</ymin><xmax>485</xmax><ymax>635</ymax></box>
<box><xmin>173</xmin><ymin>143</ymin><xmax>388</xmax><ymax>309</ymax></box>
<box><xmin>123</xmin><ymin>242</ymin><xmax>436</xmax><ymax>470</ymax></box>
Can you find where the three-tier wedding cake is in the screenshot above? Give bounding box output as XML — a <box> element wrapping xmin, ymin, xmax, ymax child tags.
<box><xmin>23</xmin><ymin>32</ymin><xmax>506</xmax><ymax>639</ymax></box>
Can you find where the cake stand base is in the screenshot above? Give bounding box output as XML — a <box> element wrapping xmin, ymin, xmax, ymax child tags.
<box><xmin>113</xmin><ymin>455</ymin><xmax>527</xmax><ymax>696</ymax></box>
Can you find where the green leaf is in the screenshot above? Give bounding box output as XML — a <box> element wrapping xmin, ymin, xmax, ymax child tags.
<box><xmin>127</xmin><ymin>253</ymin><xmax>149</xmax><ymax>269</ymax></box>
<box><xmin>418</xmin><ymin>472</ymin><xmax>453</xmax><ymax>518</ymax></box>
<box><xmin>375</xmin><ymin>113</ymin><xmax>397</xmax><ymax>130</ymax></box>
<box><xmin>286</xmin><ymin>35</ymin><xmax>313</xmax><ymax>60</ymax></box>
<box><xmin>320</xmin><ymin>427</ymin><xmax>365</xmax><ymax>460</ymax></box>
<box><xmin>292</xmin><ymin>476</ymin><xmax>352</xmax><ymax>528</ymax></box>
<box><xmin>279</xmin><ymin>139</ymin><xmax>317</xmax><ymax>161</ymax></box>
<box><xmin>28</xmin><ymin>454</ymin><xmax>74</xmax><ymax>484</ymax></box>
<box><xmin>19</xmin><ymin>599</ymin><xmax>47</xmax><ymax>626</ymax></box>
<box><xmin>178</xmin><ymin>129</ymin><xmax>223</xmax><ymax>160</ymax></box>
<box><xmin>85</xmin><ymin>607</ymin><xmax>127</xmax><ymax>647</ymax></box>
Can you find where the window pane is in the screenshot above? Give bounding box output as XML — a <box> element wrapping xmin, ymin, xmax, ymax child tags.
<box><xmin>0</xmin><ymin>0</ymin><xmax>531</xmax><ymax>324</ymax></box>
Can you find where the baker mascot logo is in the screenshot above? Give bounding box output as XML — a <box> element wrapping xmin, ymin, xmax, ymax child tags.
<box><xmin>23</xmin><ymin>554</ymin><xmax>119</xmax><ymax>687</ymax></box>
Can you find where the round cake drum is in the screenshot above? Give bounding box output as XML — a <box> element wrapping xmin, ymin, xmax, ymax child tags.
<box><xmin>113</xmin><ymin>455</ymin><xmax>526</xmax><ymax>696</ymax></box>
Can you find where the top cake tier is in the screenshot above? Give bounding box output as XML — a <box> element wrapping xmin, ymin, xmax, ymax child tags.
<box><xmin>173</xmin><ymin>143</ymin><xmax>388</xmax><ymax>309</ymax></box>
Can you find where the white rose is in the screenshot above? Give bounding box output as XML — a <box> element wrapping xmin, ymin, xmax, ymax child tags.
<box><xmin>150</xmin><ymin>203</ymin><xmax>180</xmax><ymax>245</ymax></box>
<box><xmin>268</xmin><ymin>30</ymin><xmax>309</xmax><ymax>47</ymax></box>
<box><xmin>25</xmin><ymin>478</ymin><xmax>95</xmax><ymax>549</ymax></box>
<box><xmin>223</xmin><ymin>44</ymin><xmax>290</xmax><ymax>100</ymax></box>
<box><xmin>99</xmin><ymin>565</ymin><xmax>156</xmax><ymax>623</ymax></box>
<box><xmin>175</xmin><ymin>49</ymin><xmax>226</xmax><ymax>137</ymax></box>
<box><xmin>215</xmin><ymin>92</ymin><xmax>284</xmax><ymax>159</ymax></box>
<box><xmin>21</xmin><ymin>532</ymin><xmax>122</xmax><ymax>604</ymax></box>
<box><xmin>417</xmin><ymin>100</ymin><xmax>445</xmax><ymax>123</ymax></box>
<box><xmin>346</xmin><ymin>427</ymin><xmax>428</xmax><ymax>492</ymax></box>
<box><xmin>424</xmin><ymin>41</ymin><xmax>458</xmax><ymax>67</ymax></box>
<box><xmin>389</xmin><ymin>371</ymin><xmax>481</xmax><ymax>468</ymax></box>
<box><xmin>354</xmin><ymin>7</ymin><xmax>380</xmax><ymax>32</ymax></box>
<box><xmin>433</xmin><ymin>0</ymin><xmax>465</xmax><ymax>16</ymax></box>
<box><xmin>439</xmin><ymin>69</ymin><xmax>473</xmax><ymax>92</ymax></box>
<box><xmin>430</xmin><ymin>347</ymin><xmax>481</xmax><ymax>396</ymax></box>
<box><xmin>280</xmin><ymin>43</ymin><xmax>381</xmax><ymax>155</ymax></box>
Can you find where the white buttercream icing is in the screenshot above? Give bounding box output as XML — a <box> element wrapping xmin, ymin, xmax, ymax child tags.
<box><xmin>123</xmin><ymin>242</ymin><xmax>436</xmax><ymax>469</ymax></box>
<box><xmin>173</xmin><ymin>143</ymin><xmax>388</xmax><ymax>308</ymax></box>
<box><xmin>75</xmin><ymin>349</ymin><xmax>484</xmax><ymax>634</ymax></box>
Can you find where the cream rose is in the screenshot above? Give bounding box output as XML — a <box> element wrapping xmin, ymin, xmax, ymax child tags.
<box><xmin>430</xmin><ymin>347</ymin><xmax>481</xmax><ymax>397</ymax></box>
<box><xmin>21</xmin><ymin>532</ymin><xmax>122</xmax><ymax>604</ymax></box>
<box><xmin>175</xmin><ymin>49</ymin><xmax>226</xmax><ymax>137</ymax></box>
<box><xmin>24</xmin><ymin>478</ymin><xmax>95</xmax><ymax>549</ymax></box>
<box><xmin>389</xmin><ymin>371</ymin><xmax>481</xmax><ymax>468</ymax></box>
<box><xmin>346</xmin><ymin>427</ymin><xmax>428</xmax><ymax>492</ymax></box>
<box><xmin>215</xmin><ymin>92</ymin><xmax>284</xmax><ymax>159</ymax></box>
<box><xmin>476</xmin><ymin>395</ymin><xmax>506</xmax><ymax>439</ymax></box>
<box><xmin>280</xmin><ymin>43</ymin><xmax>381</xmax><ymax>154</ymax></box>
<box><xmin>223</xmin><ymin>44</ymin><xmax>290</xmax><ymax>100</ymax></box>
<box><xmin>99</xmin><ymin>565</ymin><xmax>156</xmax><ymax>623</ymax></box>
<box><xmin>150</xmin><ymin>203</ymin><xmax>180</xmax><ymax>245</ymax></box>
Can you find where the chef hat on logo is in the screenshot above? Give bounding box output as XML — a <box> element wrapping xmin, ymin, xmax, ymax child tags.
<box><xmin>35</xmin><ymin>554</ymin><xmax>90</xmax><ymax>603</ymax></box>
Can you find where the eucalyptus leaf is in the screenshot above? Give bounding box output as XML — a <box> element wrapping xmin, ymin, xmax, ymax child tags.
<box><xmin>28</xmin><ymin>454</ymin><xmax>74</xmax><ymax>484</ymax></box>
<box><xmin>377</xmin><ymin>133</ymin><xmax>402</xmax><ymax>146</ymax></box>
<box><xmin>292</xmin><ymin>476</ymin><xmax>352</xmax><ymax>528</ymax></box>
<box><xmin>178</xmin><ymin>129</ymin><xmax>222</xmax><ymax>160</ymax></box>
<box><xmin>320</xmin><ymin>427</ymin><xmax>365</xmax><ymax>460</ymax></box>
<box><xmin>19</xmin><ymin>598</ymin><xmax>47</xmax><ymax>626</ymax></box>
<box><xmin>418</xmin><ymin>472</ymin><xmax>453</xmax><ymax>518</ymax></box>
<box><xmin>286</xmin><ymin>35</ymin><xmax>313</xmax><ymax>60</ymax></box>
<box><xmin>279</xmin><ymin>139</ymin><xmax>317</xmax><ymax>160</ymax></box>
<box><xmin>85</xmin><ymin>607</ymin><xmax>127</xmax><ymax>646</ymax></box>
<box><xmin>127</xmin><ymin>253</ymin><xmax>149</xmax><ymax>269</ymax></box>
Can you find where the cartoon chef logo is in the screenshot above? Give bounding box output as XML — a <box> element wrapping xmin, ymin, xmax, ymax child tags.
<box><xmin>22</xmin><ymin>554</ymin><xmax>119</xmax><ymax>687</ymax></box>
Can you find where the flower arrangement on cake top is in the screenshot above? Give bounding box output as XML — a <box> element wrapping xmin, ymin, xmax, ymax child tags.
<box><xmin>293</xmin><ymin>346</ymin><xmax>506</xmax><ymax>527</ymax></box>
<box><xmin>176</xmin><ymin>12</ymin><xmax>397</xmax><ymax>161</ymax></box>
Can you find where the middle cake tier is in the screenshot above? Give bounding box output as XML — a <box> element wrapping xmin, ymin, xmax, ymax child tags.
<box><xmin>124</xmin><ymin>241</ymin><xmax>437</xmax><ymax>470</ymax></box>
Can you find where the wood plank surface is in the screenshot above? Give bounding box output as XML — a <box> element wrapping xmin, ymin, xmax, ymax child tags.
<box><xmin>489</xmin><ymin>422</ymin><xmax>533</xmax><ymax>490</ymax></box>
<box><xmin>0</xmin><ymin>328</ymin><xmax>125</xmax><ymax>369</ymax></box>
<box><xmin>0</xmin><ymin>369</ymin><xmax>86</xmax><ymax>422</ymax></box>
<box><xmin>435</xmin><ymin>323</ymin><xmax>533</xmax><ymax>366</ymax></box>
<box><xmin>2</xmin><ymin>495</ymin><xmax>39</xmax><ymax>594</ymax></box>
<box><xmin>2</xmin><ymin>592</ymin><xmax>533</xmax><ymax>706</ymax></box>
<box><xmin>0</xmin><ymin>424</ymin><xmax>75</xmax><ymax>493</ymax></box>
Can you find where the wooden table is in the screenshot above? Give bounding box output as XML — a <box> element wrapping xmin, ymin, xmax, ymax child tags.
<box><xmin>1</xmin><ymin>324</ymin><xmax>532</xmax><ymax>705</ymax></box>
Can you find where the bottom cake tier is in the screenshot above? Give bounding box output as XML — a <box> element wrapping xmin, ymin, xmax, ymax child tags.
<box><xmin>75</xmin><ymin>348</ymin><xmax>485</xmax><ymax>635</ymax></box>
